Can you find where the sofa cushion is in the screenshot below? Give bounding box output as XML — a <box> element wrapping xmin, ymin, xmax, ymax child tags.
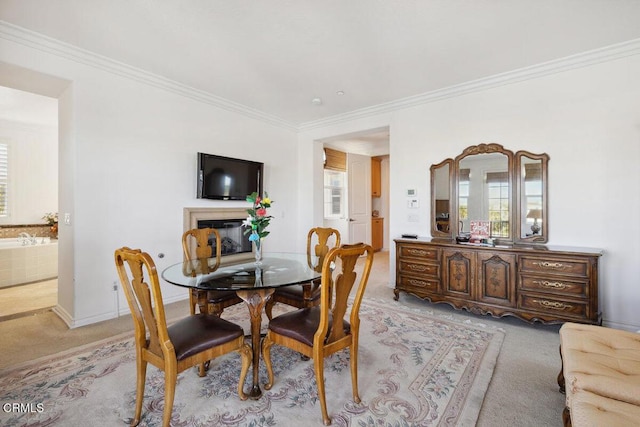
<box><xmin>560</xmin><ymin>322</ymin><xmax>640</xmax><ymax>407</ymax></box>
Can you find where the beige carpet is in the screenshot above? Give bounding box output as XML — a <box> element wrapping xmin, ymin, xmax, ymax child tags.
<box><xmin>0</xmin><ymin>279</ymin><xmax>57</xmax><ymax>321</ymax></box>
<box><xmin>0</xmin><ymin>297</ymin><xmax>504</xmax><ymax>426</ymax></box>
<box><xmin>0</xmin><ymin>251</ymin><xmax>566</xmax><ymax>426</ymax></box>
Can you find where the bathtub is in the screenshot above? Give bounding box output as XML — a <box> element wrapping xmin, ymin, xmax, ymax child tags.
<box><xmin>0</xmin><ymin>238</ymin><xmax>58</xmax><ymax>288</ymax></box>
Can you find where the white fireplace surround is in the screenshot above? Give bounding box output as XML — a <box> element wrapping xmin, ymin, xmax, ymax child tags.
<box><xmin>183</xmin><ymin>207</ymin><xmax>254</xmax><ymax>264</ymax></box>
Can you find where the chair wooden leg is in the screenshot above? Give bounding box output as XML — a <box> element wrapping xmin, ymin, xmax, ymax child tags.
<box><xmin>261</xmin><ymin>333</ymin><xmax>275</xmax><ymax>390</ymax></box>
<box><xmin>350</xmin><ymin>343</ymin><xmax>361</xmax><ymax>404</ymax></box>
<box><xmin>265</xmin><ymin>298</ymin><xmax>275</xmax><ymax>320</ymax></box>
<box><xmin>562</xmin><ymin>406</ymin><xmax>572</xmax><ymax>427</ymax></box>
<box><xmin>132</xmin><ymin>356</ymin><xmax>147</xmax><ymax>426</ymax></box>
<box><xmin>163</xmin><ymin>366</ymin><xmax>178</xmax><ymax>427</ymax></box>
<box><xmin>197</xmin><ymin>360</ymin><xmax>210</xmax><ymax>377</ymax></box>
<box><xmin>238</xmin><ymin>343</ymin><xmax>252</xmax><ymax>400</ymax></box>
<box><xmin>314</xmin><ymin>355</ymin><xmax>331</xmax><ymax>426</ymax></box>
<box><xmin>558</xmin><ymin>345</ymin><xmax>566</xmax><ymax>393</ymax></box>
<box><xmin>189</xmin><ymin>290</ymin><xmax>197</xmax><ymax>315</ymax></box>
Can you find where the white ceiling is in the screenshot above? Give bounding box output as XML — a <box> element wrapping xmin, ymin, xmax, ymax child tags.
<box><xmin>1</xmin><ymin>1</ymin><xmax>640</xmax><ymax>134</ymax></box>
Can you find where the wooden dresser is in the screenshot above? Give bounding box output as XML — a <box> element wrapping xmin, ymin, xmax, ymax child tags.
<box><xmin>394</xmin><ymin>238</ymin><xmax>603</xmax><ymax>324</ymax></box>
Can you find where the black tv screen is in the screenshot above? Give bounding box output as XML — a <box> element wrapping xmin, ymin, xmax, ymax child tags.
<box><xmin>197</xmin><ymin>153</ymin><xmax>263</xmax><ymax>200</ymax></box>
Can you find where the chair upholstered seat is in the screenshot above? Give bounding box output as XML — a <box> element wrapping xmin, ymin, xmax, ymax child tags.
<box><xmin>168</xmin><ymin>314</ymin><xmax>245</xmax><ymax>361</ymax></box>
<box><xmin>267</xmin><ymin>307</ymin><xmax>349</xmax><ymax>347</ymax></box>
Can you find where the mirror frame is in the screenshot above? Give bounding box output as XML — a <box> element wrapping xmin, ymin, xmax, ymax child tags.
<box><xmin>430</xmin><ymin>143</ymin><xmax>549</xmax><ymax>244</ymax></box>
<box><xmin>430</xmin><ymin>159</ymin><xmax>454</xmax><ymax>238</ymax></box>
<box><xmin>515</xmin><ymin>150</ymin><xmax>549</xmax><ymax>243</ymax></box>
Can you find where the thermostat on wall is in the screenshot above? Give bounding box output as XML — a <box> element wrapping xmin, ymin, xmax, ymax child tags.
<box><xmin>407</xmin><ymin>189</ymin><xmax>416</xmax><ymax>197</ymax></box>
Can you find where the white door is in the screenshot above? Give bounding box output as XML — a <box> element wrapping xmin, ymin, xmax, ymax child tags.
<box><xmin>347</xmin><ymin>153</ymin><xmax>371</xmax><ymax>244</ymax></box>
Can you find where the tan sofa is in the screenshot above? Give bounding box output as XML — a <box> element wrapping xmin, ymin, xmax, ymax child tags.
<box><xmin>558</xmin><ymin>322</ymin><xmax>640</xmax><ymax>426</ymax></box>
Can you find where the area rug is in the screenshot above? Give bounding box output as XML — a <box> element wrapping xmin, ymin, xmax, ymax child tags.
<box><xmin>0</xmin><ymin>298</ymin><xmax>504</xmax><ymax>426</ymax></box>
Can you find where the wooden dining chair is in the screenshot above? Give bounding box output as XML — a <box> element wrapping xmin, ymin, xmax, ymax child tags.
<box><xmin>265</xmin><ymin>227</ymin><xmax>340</xmax><ymax>320</ymax></box>
<box><xmin>261</xmin><ymin>242</ymin><xmax>374</xmax><ymax>426</ymax></box>
<box><xmin>115</xmin><ymin>247</ymin><xmax>252</xmax><ymax>427</ymax></box>
<box><xmin>182</xmin><ymin>227</ymin><xmax>243</xmax><ymax>316</ymax></box>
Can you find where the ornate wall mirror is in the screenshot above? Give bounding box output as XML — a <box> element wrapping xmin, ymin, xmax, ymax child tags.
<box><xmin>430</xmin><ymin>159</ymin><xmax>453</xmax><ymax>238</ymax></box>
<box><xmin>430</xmin><ymin>143</ymin><xmax>549</xmax><ymax>243</ymax></box>
<box><xmin>516</xmin><ymin>151</ymin><xmax>549</xmax><ymax>242</ymax></box>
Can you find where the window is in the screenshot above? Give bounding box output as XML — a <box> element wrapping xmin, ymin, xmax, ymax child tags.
<box><xmin>458</xmin><ymin>168</ymin><xmax>470</xmax><ymax>220</ymax></box>
<box><xmin>323</xmin><ymin>169</ymin><xmax>345</xmax><ymax>219</ymax></box>
<box><xmin>523</xmin><ymin>163</ymin><xmax>543</xmax><ymax>230</ymax></box>
<box><xmin>0</xmin><ymin>143</ymin><xmax>7</xmax><ymax>217</ymax></box>
<box><xmin>486</xmin><ymin>171</ymin><xmax>509</xmax><ymax>237</ymax></box>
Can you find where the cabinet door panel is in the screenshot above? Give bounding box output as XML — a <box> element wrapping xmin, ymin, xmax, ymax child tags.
<box><xmin>477</xmin><ymin>252</ymin><xmax>516</xmax><ymax>306</ymax></box>
<box><xmin>442</xmin><ymin>249</ymin><xmax>475</xmax><ymax>298</ymax></box>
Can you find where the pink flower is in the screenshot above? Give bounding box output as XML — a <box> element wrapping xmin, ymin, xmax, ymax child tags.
<box><xmin>256</xmin><ymin>208</ymin><xmax>267</xmax><ymax>217</ymax></box>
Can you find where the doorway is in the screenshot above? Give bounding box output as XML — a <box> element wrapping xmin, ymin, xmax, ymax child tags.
<box><xmin>0</xmin><ymin>86</ymin><xmax>59</xmax><ymax>321</ymax></box>
<box><xmin>321</xmin><ymin>127</ymin><xmax>390</xmax><ymax>249</ymax></box>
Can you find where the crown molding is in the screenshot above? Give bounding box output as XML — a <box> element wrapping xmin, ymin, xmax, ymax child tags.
<box><xmin>0</xmin><ymin>21</ymin><xmax>298</xmax><ymax>131</ymax></box>
<box><xmin>2</xmin><ymin>21</ymin><xmax>639</xmax><ymax>133</ymax></box>
<box><xmin>298</xmin><ymin>38</ymin><xmax>640</xmax><ymax>131</ymax></box>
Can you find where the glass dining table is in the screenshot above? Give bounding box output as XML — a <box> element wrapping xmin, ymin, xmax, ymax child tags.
<box><xmin>161</xmin><ymin>253</ymin><xmax>321</xmax><ymax>399</ymax></box>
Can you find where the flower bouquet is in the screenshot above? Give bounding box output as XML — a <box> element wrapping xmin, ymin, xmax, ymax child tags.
<box><xmin>242</xmin><ymin>192</ymin><xmax>273</xmax><ymax>263</ymax></box>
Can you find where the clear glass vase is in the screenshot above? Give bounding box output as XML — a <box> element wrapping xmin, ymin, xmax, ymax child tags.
<box><xmin>253</xmin><ymin>236</ymin><xmax>263</xmax><ymax>265</ymax></box>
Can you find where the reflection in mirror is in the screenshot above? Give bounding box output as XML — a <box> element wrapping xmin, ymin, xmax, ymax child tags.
<box><xmin>517</xmin><ymin>151</ymin><xmax>549</xmax><ymax>242</ymax></box>
<box><xmin>431</xmin><ymin>160</ymin><xmax>452</xmax><ymax>237</ymax></box>
<box><xmin>458</xmin><ymin>153</ymin><xmax>509</xmax><ymax>238</ymax></box>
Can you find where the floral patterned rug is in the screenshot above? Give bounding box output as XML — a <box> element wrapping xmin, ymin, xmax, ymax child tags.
<box><xmin>0</xmin><ymin>298</ymin><xmax>504</xmax><ymax>426</ymax></box>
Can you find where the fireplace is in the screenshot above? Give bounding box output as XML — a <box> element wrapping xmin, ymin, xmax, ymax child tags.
<box><xmin>197</xmin><ymin>218</ymin><xmax>251</xmax><ymax>255</ymax></box>
<box><xmin>183</xmin><ymin>207</ymin><xmax>253</xmax><ymax>263</ymax></box>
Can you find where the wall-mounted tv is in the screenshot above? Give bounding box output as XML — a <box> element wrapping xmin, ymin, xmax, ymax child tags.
<box><xmin>197</xmin><ymin>153</ymin><xmax>263</xmax><ymax>200</ymax></box>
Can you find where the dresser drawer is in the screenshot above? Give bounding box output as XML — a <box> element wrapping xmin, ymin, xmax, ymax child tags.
<box><xmin>518</xmin><ymin>293</ymin><xmax>587</xmax><ymax>319</ymax></box>
<box><xmin>397</xmin><ymin>274</ymin><xmax>440</xmax><ymax>291</ymax></box>
<box><xmin>398</xmin><ymin>244</ymin><xmax>439</xmax><ymax>261</ymax></box>
<box><xmin>398</xmin><ymin>259</ymin><xmax>440</xmax><ymax>277</ymax></box>
<box><xmin>519</xmin><ymin>256</ymin><xmax>589</xmax><ymax>278</ymax></box>
<box><xmin>519</xmin><ymin>275</ymin><xmax>588</xmax><ymax>297</ymax></box>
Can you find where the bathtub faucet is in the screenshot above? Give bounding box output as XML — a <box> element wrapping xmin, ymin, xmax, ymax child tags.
<box><xmin>18</xmin><ymin>232</ymin><xmax>37</xmax><ymax>245</ymax></box>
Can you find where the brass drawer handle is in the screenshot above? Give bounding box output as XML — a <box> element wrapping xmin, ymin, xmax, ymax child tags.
<box><xmin>534</xmin><ymin>280</ymin><xmax>568</xmax><ymax>289</ymax></box>
<box><xmin>407</xmin><ymin>249</ymin><xmax>430</xmax><ymax>257</ymax></box>
<box><xmin>407</xmin><ymin>264</ymin><xmax>429</xmax><ymax>272</ymax></box>
<box><xmin>408</xmin><ymin>279</ymin><xmax>430</xmax><ymax>287</ymax></box>
<box><xmin>532</xmin><ymin>261</ymin><xmax>564</xmax><ymax>269</ymax></box>
<box><xmin>533</xmin><ymin>299</ymin><xmax>572</xmax><ymax>311</ymax></box>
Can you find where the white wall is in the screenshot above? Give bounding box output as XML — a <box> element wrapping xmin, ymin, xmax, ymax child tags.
<box><xmin>2</xmin><ymin>25</ymin><xmax>639</xmax><ymax>331</ymax></box>
<box><xmin>300</xmin><ymin>55</ymin><xmax>640</xmax><ymax>331</ymax></box>
<box><xmin>0</xmin><ymin>119</ymin><xmax>58</xmax><ymax>224</ymax></box>
<box><xmin>1</xmin><ymin>35</ymin><xmax>300</xmax><ymax>327</ymax></box>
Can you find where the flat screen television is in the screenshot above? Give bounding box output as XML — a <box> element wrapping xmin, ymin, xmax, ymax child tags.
<box><xmin>197</xmin><ymin>153</ymin><xmax>263</xmax><ymax>200</ymax></box>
